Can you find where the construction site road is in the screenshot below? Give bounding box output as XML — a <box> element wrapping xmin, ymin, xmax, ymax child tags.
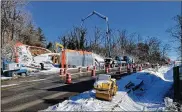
<box><xmin>1</xmin><ymin>66</ymin><xmax>150</xmax><ymax>111</ymax></box>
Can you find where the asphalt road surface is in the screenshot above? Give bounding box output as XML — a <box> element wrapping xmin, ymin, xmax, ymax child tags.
<box><xmin>1</xmin><ymin>66</ymin><xmax>148</xmax><ymax>111</ymax></box>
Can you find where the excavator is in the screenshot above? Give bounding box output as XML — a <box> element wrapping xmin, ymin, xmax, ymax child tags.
<box><xmin>94</xmin><ymin>74</ymin><xmax>118</xmax><ymax>101</ymax></box>
<box><xmin>54</xmin><ymin>42</ymin><xmax>64</xmax><ymax>53</ymax></box>
<box><xmin>44</xmin><ymin>42</ymin><xmax>64</xmax><ymax>67</ymax></box>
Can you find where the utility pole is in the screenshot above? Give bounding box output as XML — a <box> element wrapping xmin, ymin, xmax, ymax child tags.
<box><xmin>180</xmin><ymin>1</ymin><xmax>182</xmax><ymax>64</ymax></box>
<box><xmin>81</xmin><ymin>11</ymin><xmax>111</xmax><ymax>57</ymax></box>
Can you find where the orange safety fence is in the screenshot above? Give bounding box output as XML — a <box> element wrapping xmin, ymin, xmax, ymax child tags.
<box><xmin>14</xmin><ymin>42</ymin><xmax>25</xmax><ymax>63</ymax></box>
<box><xmin>61</xmin><ymin>50</ymin><xmax>66</xmax><ymax>68</ymax></box>
<box><xmin>65</xmin><ymin>49</ymin><xmax>92</xmax><ymax>54</ymax></box>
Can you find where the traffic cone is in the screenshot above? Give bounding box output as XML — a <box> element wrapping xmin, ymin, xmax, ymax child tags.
<box><xmin>133</xmin><ymin>65</ymin><xmax>136</xmax><ymax>73</ymax></box>
<box><xmin>91</xmin><ymin>69</ymin><xmax>96</xmax><ymax>77</ymax></box>
<box><xmin>78</xmin><ymin>67</ymin><xmax>82</xmax><ymax>73</ymax></box>
<box><xmin>60</xmin><ymin>68</ymin><xmax>64</xmax><ymax>76</ymax></box>
<box><xmin>60</xmin><ymin>69</ymin><xmax>65</xmax><ymax>81</ymax></box>
<box><xmin>118</xmin><ymin>66</ymin><xmax>122</xmax><ymax>74</ymax></box>
<box><xmin>87</xmin><ymin>66</ymin><xmax>90</xmax><ymax>72</ymax></box>
<box><xmin>108</xmin><ymin>64</ymin><xmax>110</xmax><ymax>71</ymax></box>
<box><xmin>127</xmin><ymin>64</ymin><xmax>131</xmax><ymax>74</ymax></box>
<box><xmin>139</xmin><ymin>66</ymin><xmax>142</xmax><ymax>71</ymax></box>
<box><xmin>65</xmin><ymin>73</ymin><xmax>72</xmax><ymax>84</ymax></box>
<box><xmin>105</xmin><ymin>67</ymin><xmax>109</xmax><ymax>74</ymax></box>
<box><xmin>127</xmin><ymin>64</ymin><xmax>130</xmax><ymax>69</ymax></box>
<box><xmin>93</xmin><ymin>66</ymin><xmax>96</xmax><ymax>71</ymax></box>
<box><xmin>134</xmin><ymin>63</ymin><xmax>136</xmax><ymax>67</ymax></box>
<box><xmin>64</xmin><ymin>68</ymin><xmax>67</xmax><ymax>75</ymax></box>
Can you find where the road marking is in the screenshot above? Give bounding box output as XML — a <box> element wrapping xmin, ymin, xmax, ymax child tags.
<box><xmin>20</xmin><ymin>79</ymin><xmax>46</xmax><ymax>83</ymax></box>
<box><xmin>5</xmin><ymin>92</ymin><xmax>69</xmax><ymax>111</ymax></box>
<box><xmin>1</xmin><ymin>79</ymin><xmax>47</xmax><ymax>89</ymax></box>
<box><xmin>1</xmin><ymin>84</ymin><xmax>19</xmax><ymax>88</ymax></box>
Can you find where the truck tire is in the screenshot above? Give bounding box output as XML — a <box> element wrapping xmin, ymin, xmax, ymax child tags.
<box><xmin>21</xmin><ymin>73</ymin><xmax>26</xmax><ymax>77</ymax></box>
<box><xmin>26</xmin><ymin>72</ymin><xmax>29</xmax><ymax>76</ymax></box>
<box><xmin>12</xmin><ymin>72</ymin><xmax>17</xmax><ymax>78</ymax></box>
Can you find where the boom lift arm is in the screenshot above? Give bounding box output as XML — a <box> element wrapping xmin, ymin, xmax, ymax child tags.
<box><xmin>81</xmin><ymin>11</ymin><xmax>111</xmax><ymax>57</ymax></box>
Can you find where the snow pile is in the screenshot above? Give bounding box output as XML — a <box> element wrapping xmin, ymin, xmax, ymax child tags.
<box><xmin>33</xmin><ymin>53</ymin><xmax>60</xmax><ymax>69</ymax></box>
<box><xmin>92</xmin><ymin>53</ymin><xmax>104</xmax><ymax>62</ymax></box>
<box><xmin>141</xmin><ymin>66</ymin><xmax>173</xmax><ymax>81</ymax></box>
<box><xmin>44</xmin><ymin>66</ymin><xmax>174</xmax><ymax>111</ymax></box>
<box><xmin>163</xmin><ymin>97</ymin><xmax>178</xmax><ymax>111</ymax></box>
<box><xmin>17</xmin><ymin>45</ymin><xmax>33</xmax><ymax>66</ymax></box>
<box><xmin>39</xmin><ymin>68</ymin><xmax>60</xmax><ymax>75</ymax></box>
<box><xmin>45</xmin><ymin>90</ymin><xmax>145</xmax><ymax>111</ymax></box>
<box><xmin>16</xmin><ymin>45</ymin><xmax>56</xmax><ymax>70</ymax></box>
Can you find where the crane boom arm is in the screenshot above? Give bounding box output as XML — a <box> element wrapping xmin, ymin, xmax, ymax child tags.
<box><xmin>81</xmin><ymin>11</ymin><xmax>111</xmax><ymax>57</ymax></box>
<box><xmin>81</xmin><ymin>11</ymin><xmax>108</xmax><ymax>22</ymax></box>
<box><xmin>93</xmin><ymin>11</ymin><xmax>107</xmax><ymax>20</ymax></box>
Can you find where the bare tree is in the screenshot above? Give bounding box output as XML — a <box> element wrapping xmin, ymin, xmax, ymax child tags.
<box><xmin>58</xmin><ymin>26</ymin><xmax>87</xmax><ymax>50</ymax></box>
<box><xmin>117</xmin><ymin>29</ymin><xmax>128</xmax><ymax>56</ymax></box>
<box><xmin>1</xmin><ymin>0</ymin><xmax>31</xmax><ymax>61</ymax></box>
<box><xmin>167</xmin><ymin>15</ymin><xmax>182</xmax><ymax>61</ymax></box>
<box><xmin>1</xmin><ymin>0</ymin><xmax>30</xmax><ymax>43</ymax></box>
<box><xmin>1</xmin><ymin>0</ymin><xmax>46</xmax><ymax>61</ymax></box>
<box><xmin>161</xmin><ymin>43</ymin><xmax>171</xmax><ymax>58</ymax></box>
<box><xmin>146</xmin><ymin>36</ymin><xmax>161</xmax><ymax>63</ymax></box>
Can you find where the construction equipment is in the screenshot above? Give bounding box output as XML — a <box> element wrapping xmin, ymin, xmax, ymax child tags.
<box><xmin>1</xmin><ymin>58</ymin><xmax>28</xmax><ymax>77</ymax></box>
<box><xmin>94</xmin><ymin>74</ymin><xmax>118</xmax><ymax>101</ymax></box>
<box><xmin>55</xmin><ymin>42</ymin><xmax>64</xmax><ymax>53</ymax></box>
<box><xmin>81</xmin><ymin>11</ymin><xmax>111</xmax><ymax>58</ymax></box>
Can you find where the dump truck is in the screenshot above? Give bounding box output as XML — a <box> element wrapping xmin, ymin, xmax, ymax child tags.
<box><xmin>94</xmin><ymin>74</ymin><xmax>118</xmax><ymax>101</ymax></box>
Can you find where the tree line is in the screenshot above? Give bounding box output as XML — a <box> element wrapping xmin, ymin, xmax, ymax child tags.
<box><xmin>1</xmin><ymin>0</ymin><xmax>46</xmax><ymax>61</ymax></box>
<box><xmin>47</xmin><ymin>27</ymin><xmax>170</xmax><ymax>64</ymax></box>
<box><xmin>1</xmin><ymin>0</ymin><xmax>181</xmax><ymax>64</ymax></box>
<box><xmin>47</xmin><ymin>15</ymin><xmax>182</xmax><ymax>64</ymax></box>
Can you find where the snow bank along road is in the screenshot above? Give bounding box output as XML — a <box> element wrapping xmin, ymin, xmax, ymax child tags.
<box><xmin>45</xmin><ymin>65</ymin><xmax>174</xmax><ymax>111</ymax></box>
<box><xmin>2</xmin><ymin>66</ymin><xmax>142</xmax><ymax>111</ymax></box>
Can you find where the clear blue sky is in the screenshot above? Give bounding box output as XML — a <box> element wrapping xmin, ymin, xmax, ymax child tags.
<box><xmin>26</xmin><ymin>1</ymin><xmax>181</xmax><ymax>60</ymax></box>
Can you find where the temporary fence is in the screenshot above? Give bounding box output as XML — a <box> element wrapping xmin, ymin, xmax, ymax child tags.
<box><xmin>61</xmin><ymin>49</ymin><xmax>95</xmax><ymax>68</ymax></box>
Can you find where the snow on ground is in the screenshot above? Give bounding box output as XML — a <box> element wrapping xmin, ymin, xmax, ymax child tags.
<box><xmin>141</xmin><ymin>65</ymin><xmax>173</xmax><ymax>82</ymax></box>
<box><xmin>39</xmin><ymin>67</ymin><xmax>60</xmax><ymax>75</ymax></box>
<box><xmin>92</xmin><ymin>53</ymin><xmax>104</xmax><ymax>63</ymax></box>
<box><xmin>44</xmin><ymin>65</ymin><xmax>173</xmax><ymax>111</ymax></box>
